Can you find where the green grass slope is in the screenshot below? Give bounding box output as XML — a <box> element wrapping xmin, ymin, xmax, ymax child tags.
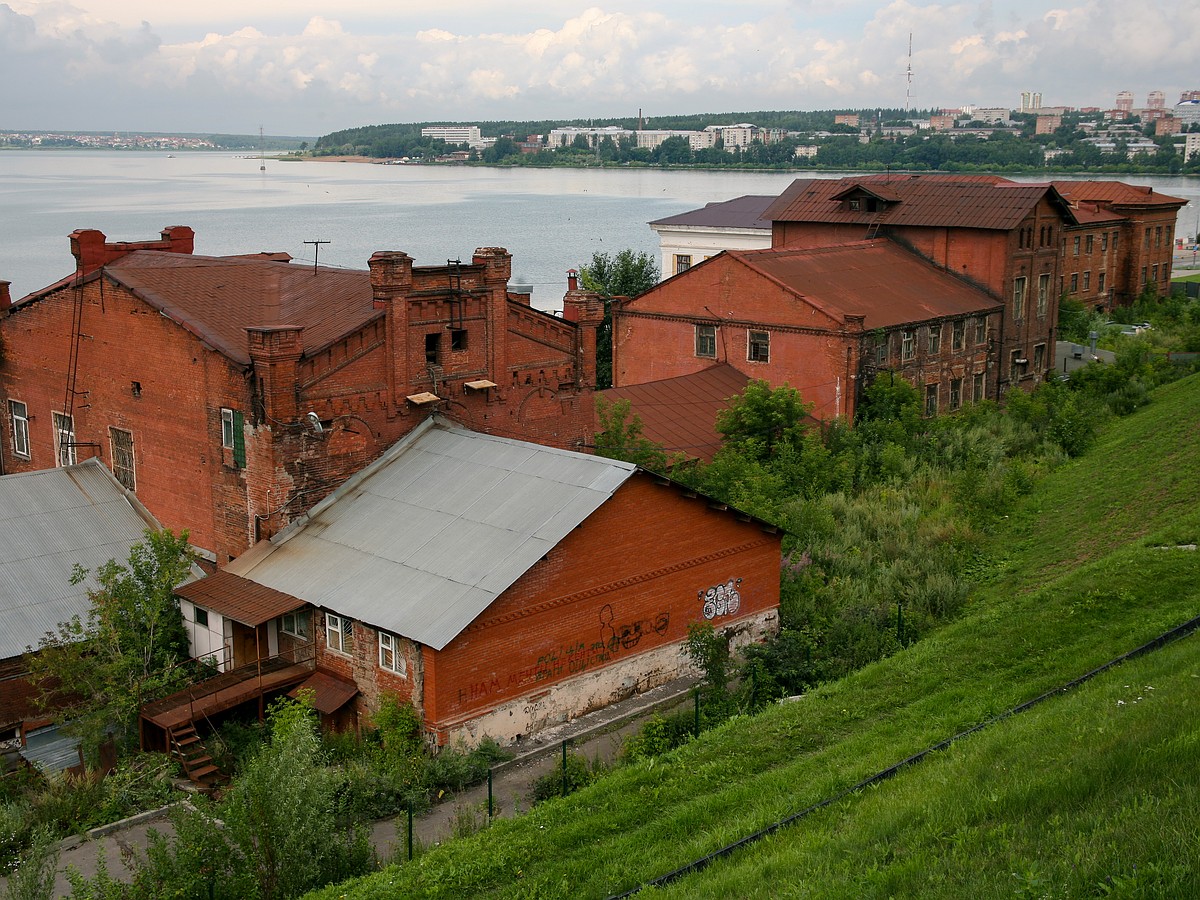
<box><xmin>310</xmin><ymin>375</ymin><xmax>1200</xmax><ymax>900</ymax></box>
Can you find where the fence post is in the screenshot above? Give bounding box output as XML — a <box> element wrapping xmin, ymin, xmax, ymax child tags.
<box><xmin>694</xmin><ymin>687</ymin><xmax>701</xmax><ymax>737</ymax></box>
<box><xmin>407</xmin><ymin>799</ymin><xmax>414</xmax><ymax>861</ymax></box>
<box><xmin>561</xmin><ymin>739</ymin><xmax>569</xmax><ymax>798</ymax></box>
<box><xmin>488</xmin><ymin>768</ymin><xmax>494</xmax><ymax>818</ymax></box>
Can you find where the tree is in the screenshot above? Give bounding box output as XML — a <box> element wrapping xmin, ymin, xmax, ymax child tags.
<box><xmin>26</xmin><ymin>529</ymin><xmax>196</xmax><ymax>759</ymax></box>
<box><xmin>579</xmin><ymin>249</ymin><xmax>659</xmax><ymax>389</ymax></box>
<box><xmin>593</xmin><ymin>396</ymin><xmax>668</xmax><ymax>470</ymax></box>
<box><xmin>715</xmin><ymin>379</ymin><xmax>814</xmax><ymax>461</ymax></box>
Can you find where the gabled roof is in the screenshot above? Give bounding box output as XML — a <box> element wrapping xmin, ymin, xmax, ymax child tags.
<box><xmin>764</xmin><ymin>174</ymin><xmax>1071</xmax><ymax>231</ymax></box>
<box><xmin>0</xmin><ymin>460</ymin><xmax>164</xmax><ymax>659</ymax></box>
<box><xmin>724</xmin><ymin>240</ymin><xmax>1001</xmax><ymax>329</ymax></box>
<box><xmin>175</xmin><ymin>569</ymin><xmax>304</xmax><ymax>627</ymax></box>
<box><xmin>15</xmin><ymin>251</ymin><xmax>381</xmax><ymax>367</ymax></box>
<box><xmin>602</xmin><ymin>365</ymin><xmax>749</xmax><ymax>463</ymax></box>
<box><xmin>649</xmin><ymin>195</ymin><xmax>775</xmax><ymax>231</ymax></box>
<box><xmin>225</xmin><ymin>417</ymin><xmax>637</xmax><ymax>650</ymax></box>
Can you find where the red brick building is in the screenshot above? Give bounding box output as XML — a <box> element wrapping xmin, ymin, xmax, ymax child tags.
<box><xmin>613</xmin><ymin>241</ymin><xmax>1002</xmax><ymax>418</ymax></box>
<box><xmin>160</xmin><ymin>418</ymin><xmax>781</xmax><ymax>746</ymax></box>
<box><xmin>0</xmin><ymin>227</ymin><xmax>604</xmax><ymax>563</ymax></box>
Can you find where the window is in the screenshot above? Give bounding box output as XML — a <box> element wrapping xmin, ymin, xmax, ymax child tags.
<box><xmin>1101</xmin><ymin>232</ymin><xmax>1109</xmax><ymax>252</ymax></box>
<box><xmin>949</xmin><ymin>378</ymin><xmax>962</xmax><ymax>410</ymax></box>
<box><xmin>1010</xmin><ymin>350</ymin><xmax>1026</xmax><ymax>380</ymax></box>
<box><xmin>975</xmin><ymin>317</ymin><xmax>987</xmax><ymax>345</ymax></box>
<box><xmin>952</xmin><ymin>320</ymin><xmax>964</xmax><ymax>352</ymax></box>
<box><xmin>1033</xmin><ymin>343</ymin><xmax>1046</xmax><ymax>372</ymax></box>
<box><xmin>1037</xmin><ymin>274</ymin><xmax>1050</xmax><ymax>317</ymax></box>
<box><xmin>1140</xmin><ymin>267</ymin><xmax>1147</xmax><ymax>285</ymax></box>
<box><xmin>326</xmin><ymin>613</ymin><xmax>352</xmax><ymax>654</ymax></box>
<box><xmin>1082</xmin><ymin>271</ymin><xmax>1091</xmax><ymax>292</ymax></box>
<box><xmin>1155</xmin><ymin>226</ymin><xmax>1162</xmax><ymax>248</ymax></box>
<box><xmin>8</xmin><ymin>400</ymin><xmax>29</xmax><ymax>459</ymax></box>
<box><xmin>1013</xmin><ymin>277</ymin><xmax>1026</xmax><ymax>320</ymax></box>
<box><xmin>194</xmin><ymin>607</ymin><xmax>209</xmax><ymax>628</ymax></box>
<box><xmin>1098</xmin><ymin>272</ymin><xmax>1107</xmax><ymax>294</ymax></box>
<box><xmin>1072</xmin><ymin>236</ymin><xmax>1080</xmax><ymax>257</ymax></box>
<box><xmin>450</xmin><ymin>329</ymin><xmax>468</xmax><ymax>351</ymax></box>
<box><xmin>109</xmin><ymin>427</ymin><xmax>135</xmax><ymax>491</ymax></box>
<box><xmin>748</xmin><ymin>331</ymin><xmax>770</xmax><ymax>363</ymax></box>
<box><xmin>379</xmin><ymin>631</ymin><xmax>406</xmax><ymax>676</ymax></box>
<box><xmin>924</xmin><ymin>383</ymin><xmax>938</xmax><ymax>417</ymax></box>
<box><xmin>1144</xmin><ymin>228</ymin><xmax>1152</xmax><ymax>249</ymax></box>
<box><xmin>674</xmin><ymin>254</ymin><xmax>692</xmax><ymax>275</ymax></box>
<box><xmin>425</xmin><ymin>332</ymin><xmax>440</xmax><ymax>364</ymax></box>
<box><xmin>281</xmin><ymin>611</ymin><xmax>309</xmax><ymax>639</ymax></box>
<box><xmin>52</xmin><ymin>412</ymin><xmax>76</xmax><ymax>467</ymax></box>
<box><xmin>902</xmin><ymin>330</ymin><xmax>915</xmax><ymax>360</ymax></box>
<box><xmin>927</xmin><ymin>324</ymin><xmax>941</xmax><ymax>354</ymax></box>
<box><xmin>1085</xmin><ymin>234</ymin><xmax>1094</xmax><ymax>254</ymax></box>
<box><xmin>849</xmin><ymin>199</ymin><xmax>861</xmax><ymax>211</ymax></box>
<box><xmin>221</xmin><ymin>408</ymin><xmax>245</xmax><ymax>468</ymax></box>
<box><xmin>1069</xmin><ymin>273</ymin><xmax>1078</xmax><ymax>293</ymax></box>
<box><xmin>1112</xmin><ymin>231</ymin><xmax>1119</xmax><ymax>249</ymax></box>
<box><xmin>972</xmin><ymin>373</ymin><xmax>985</xmax><ymax>403</ymax></box>
<box><xmin>1152</xmin><ymin>264</ymin><xmax>1159</xmax><ymax>283</ymax></box>
<box><xmin>695</xmin><ymin>324</ymin><xmax>716</xmax><ymax>358</ymax></box>
<box><xmin>875</xmin><ymin>334</ymin><xmax>888</xmax><ymax>364</ymax></box>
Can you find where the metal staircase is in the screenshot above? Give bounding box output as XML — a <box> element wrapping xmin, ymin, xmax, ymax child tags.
<box><xmin>168</xmin><ymin>724</ymin><xmax>228</xmax><ymax>790</ymax></box>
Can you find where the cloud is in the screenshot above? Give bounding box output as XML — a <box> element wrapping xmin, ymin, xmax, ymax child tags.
<box><xmin>3</xmin><ymin>1</ymin><xmax>1200</xmax><ymax>135</ymax></box>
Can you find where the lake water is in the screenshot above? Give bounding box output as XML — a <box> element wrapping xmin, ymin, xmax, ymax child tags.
<box><xmin>3</xmin><ymin>152</ymin><xmax>1199</xmax><ymax>311</ymax></box>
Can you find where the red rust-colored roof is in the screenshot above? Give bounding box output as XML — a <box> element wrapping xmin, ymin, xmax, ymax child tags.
<box><xmin>288</xmin><ymin>669</ymin><xmax>358</xmax><ymax>714</ymax></box>
<box><xmin>176</xmin><ymin>568</ymin><xmax>305</xmax><ymax>627</ymax></box>
<box><xmin>764</xmin><ymin>175</ymin><xmax>1067</xmax><ymax>232</ymax></box>
<box><xmin>602</xmin><ymin>364</ymin><xmax>750</xmax><ymax>462</ymax></box>
<box><xmin>728</xmin><ymin>240</ymin><xmax>1002</xmax><ymax>329</ymax></box>
<box><xmin>100</xmin><ymin>251</ymin><xmax>381</xmax><ymax>365</ymax></box>
<box><xmin>1051</xmin><ymin>180</ymin><xmax>1187</xmax><ymax>209</ymax></box>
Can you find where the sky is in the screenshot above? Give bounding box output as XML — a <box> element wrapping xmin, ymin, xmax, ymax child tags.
<box><xmin>2</xmin><ymin>1</ymin><xmax>1196</xmax><ymax>137</ymax></box>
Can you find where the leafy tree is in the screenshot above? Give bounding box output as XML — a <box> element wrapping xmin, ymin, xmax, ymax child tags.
<box><xmin>26</xmin><ymin>529</ymin><xmax>196</xmax><ymax>759</ymax></box>
<box><xmin>715</xmin><ymin>379</ymin><xmax>814</xmax><ymax>460</ymax></box>
<box><xmin>580</xmin><ymin>249</ymin><xmax>659</xmax><ymax>388</ymax></box>
<box><xmin>593</xmin><ymin>396</ymin><xmax>669</xmax><ymax>470</ymax></box>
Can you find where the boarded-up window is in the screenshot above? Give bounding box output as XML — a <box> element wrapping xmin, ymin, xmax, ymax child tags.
<box><xmin>110</xmin><ymin>427</ymin><xmax>135</xmax><ymax>491</ymax></box>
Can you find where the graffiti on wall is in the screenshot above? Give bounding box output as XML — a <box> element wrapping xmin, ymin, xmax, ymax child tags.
<box><xmin>698</xmin><ymin>578</ymin><xmax>742</xmax><ymax>619</ymax></box>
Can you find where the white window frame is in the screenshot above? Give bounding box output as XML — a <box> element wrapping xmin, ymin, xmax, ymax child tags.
<box><xmin>326</xmin><ymin>612</ymin><xmax>350</xmax><ymax>654</ymax></box>
<box><xmin>8</xmin><ymin>400</ymin><xmax>29</xmax><ymax>459</ymax></box>
<box><xmin>109</xmin><ymin>426</ymin><xmax>135</xmax><ymax>491</ymax></box>
<box><xmin>281</xmin><ymin>610</ymin><xmax>309</xmax><ymax>640</ymax></box>
<box><xmin>901</xmin><ymin>330</ymin><xmax>915</xmax><ymax>360</ymax></box>
<box><xmin>1038</xmin><ymin>274</ymin><xmax>1050</xmax><ymax>317</ymax></box>
<box><xmin>220</xmin><ymin>408</ymin><xmax>236</xmax><ymax>450</ymax></box>
<box><xmin>927</xmin><ymin>324</ymin><xmax>941</xmax><ymax>354</ymax></box>
<box><xmin>695</xmin><ymin>324</ymin><xmax>716</xmax><ymax>358</ymax></box>
<box><xmin>747</xmin><ymin>330</ymin><xmax>770</xmax><ymax>363</ymax></box>
<box><xmin>52</xmin><ymin>412</ymin><xmax>76</xmax><ymax>467</ymax></box>
<box><xmin>379</xmin><ymin>631</ymin><xmax>406</xmax><ymax>676</ymax></box>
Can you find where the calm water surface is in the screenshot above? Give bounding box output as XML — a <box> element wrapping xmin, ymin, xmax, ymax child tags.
<box><xmin>3</xmin><ymin>151</ymin><xmax>1198</xmax><ymax>311</ymax></box>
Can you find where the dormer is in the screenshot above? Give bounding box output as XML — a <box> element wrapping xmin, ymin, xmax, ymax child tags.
<box><xmin>831</xmin><ymin>184</ymin><xmax>903</xmax><ymax>215</ymax></box>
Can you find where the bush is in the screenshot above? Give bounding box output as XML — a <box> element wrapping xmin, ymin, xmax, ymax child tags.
<box><xmin>622</xmin><ymin>711</ymin><xmax>696</xmax><ymax>762</ymax></box>
<box><xmin>532</xmin><ymin>752</ymin><xmax>603</xmax><ymax>803</ymax></box>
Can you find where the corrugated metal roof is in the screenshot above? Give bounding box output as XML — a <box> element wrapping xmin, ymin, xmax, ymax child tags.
<box><xmin>0</xmin><ymin>460</ymin><xmax>162</xmax><ymax>659</ymax></box>
<box><xmin>1051</xmin><ymin>180</ymin><xmax>1187</xmax><ymax>209</ymax></box>
<box><xmin>288</xmin><ymin>669</ymin><xmax>358</xmax><ymax>714</ymax></box>
<box><xmin>226</xmin><ymin>418</ymin><xmax>637</xmax><ymax>650</ymax></box>
<box><xmin>176</xmin><ymin>569</ymin><xmax>304</xmax><ymax>627</ymax></box>
<box><xmin>649</xmin><ymin>195</ymin><xmax>775</xmax><ymax>231</ymax></box>
<box><xmin>602</xmin><ymin>365</ymin><xmax>750</xmax><ymax>462</ymax></box>
<box><xmin>727</xmin><ymin>241</ymin><xmax>1002</xmax><ymax>329</ymax></box>
<box><xmin>764</xmin><ymin>175</ymin><xmax>1061</xmax><ymax>232</ymax></box>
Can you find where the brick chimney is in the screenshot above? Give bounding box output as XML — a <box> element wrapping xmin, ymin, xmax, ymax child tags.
<box><xmin>0</xmin><ymin>281</ymin><xmax>10</xmax><ymax>314</ymax></box>
<box><xmin>474</xmin><ymin>248</ymin><xmax>512</xmax><ymax>386</ymax></box>
<box><xmin>369</xmin><ymin>251</ymin><xmax>414</xmax><ymax>409</ymax></box>
<box><xmin>247</xmin><ymin>326</ymin><xmax>304</xmax><ymax>423</ymax></box>
<box><xmin>70</xmin><ymin>226</ymin><xmax>195</xmax><ymax>277</ymax></box>
<box><xmin>562</xmin><ymin>288</ymin><xmax>605</xmax><ymax>387</ymax></box>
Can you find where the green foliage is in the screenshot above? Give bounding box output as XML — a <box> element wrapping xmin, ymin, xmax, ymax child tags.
<box><xmin>714</xmin><ymin>380</ymin><xmax>814</xmax><ymax>460</ymax></box>
<box><xmin>2</xmin><ymin>826</ymin><xmax>58</xmax><ymax>900</ymax></box>
<box><xmin>580</xmin><ymin>249</ymin><xmax>659</xmax><ymax>389</ymax></box>
<box><xmin>621</xmin><ymin>711</ymin><xmax>696</xmax><ymax>762</ymax></box>
<box><xmin>531</xmin><ymin>752</ymin><xmax>605</xmax><ymax>803</ymax></box>
<box><xmin>592</xmin><ymin>396</ymin><xmax>668</xmax><ymax>470</ymax></box>
<box><xmin>26</xmin><ymin>529</ymin><xmax>196</xmax><ymax>759</ymax></box>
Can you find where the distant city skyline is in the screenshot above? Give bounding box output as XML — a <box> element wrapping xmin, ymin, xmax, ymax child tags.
<box><xmin>2</xmin><ymin>1</ymin><xmax>1195</xmax><ymax>137</ymax></box>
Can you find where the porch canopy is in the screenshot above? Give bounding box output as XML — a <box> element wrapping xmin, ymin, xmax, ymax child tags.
<box><xmin>175</xmin><ymin>569</ymin><xmax>306</xmax><ymax>627</ymax></box>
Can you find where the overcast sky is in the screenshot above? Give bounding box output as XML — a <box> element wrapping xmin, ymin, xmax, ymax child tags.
<box><xmin>2</xmin><ymin>1</ymin><xmax>1195</xmax><ymax>137</ymax></box>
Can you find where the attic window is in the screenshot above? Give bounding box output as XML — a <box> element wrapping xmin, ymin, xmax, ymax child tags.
<box><xmin>849</xmin><ymin>199</ymin><xmax>861</xmax><ymax>211</ymax></box>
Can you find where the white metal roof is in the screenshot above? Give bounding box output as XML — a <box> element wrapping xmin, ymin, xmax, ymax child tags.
<box><xmin>227</xmin><ymin>417</ymin><xmax>637</xmax><ymax>650</ymax></box>
<box><xmin>0</xmin><ymin>460</ymin><xmax>162</xmax><ymax>659</ymax></box>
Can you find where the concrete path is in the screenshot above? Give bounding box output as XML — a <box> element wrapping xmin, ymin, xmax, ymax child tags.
<box><xmin>11</xmin><ymin>678</ymin><xmax>695</xmax><ymax>897</ymax></box>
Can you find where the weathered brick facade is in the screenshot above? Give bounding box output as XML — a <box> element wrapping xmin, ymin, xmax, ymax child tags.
<box><xmin>0</xmin><ymin>229</ymin><xmax>603</xmax><ymax>562</ymax></box>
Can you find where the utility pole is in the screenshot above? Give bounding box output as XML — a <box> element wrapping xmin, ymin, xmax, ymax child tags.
<box><xmin>303</xmin><ymin>240</ymin><xmax>330</xmax><ymax>274</ymax></box>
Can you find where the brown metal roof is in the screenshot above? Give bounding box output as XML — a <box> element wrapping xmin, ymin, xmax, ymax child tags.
<box><xmin>1051</xmin><ymin>180</ymin><xmax>1187</xmax><ymax>209</ymax></box>
<box><xmin>728</xmin><ymin>240</ymin><xmax>1002</xmax><ymax>329</ymax></box>
<box><xmin>764</xmin><ymin>175</ymin><xmax>1064</xmax><ymax>232</ymax></box>
<box><xmin>102</xmin><ymin>252</ymin><xmax>382</xmax><ymax>365</ymax></box>
<box><xmin>603</xmin><ymin>364</ymin><xmax>750</xmax><ymax>462</ymax></box>
<box><xmin>288</xmin><ymin>669</ymin><xmax>358</xmax><ymax>714</ymax></box>
<box><xmin>649</xmin><ymin>195</ymin><xmax>775</xmax><ymax>230</ymax></box>
<box><xmin>176</xmin><ymin>568</ymin><xmax>305</xmax><ymax>627</ymax></box>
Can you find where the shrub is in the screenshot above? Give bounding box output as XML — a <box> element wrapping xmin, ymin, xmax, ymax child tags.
<box><xmin>532</xmin><ymin>752</ymin><xmax>602</xmax><ymax>803</ymax></box>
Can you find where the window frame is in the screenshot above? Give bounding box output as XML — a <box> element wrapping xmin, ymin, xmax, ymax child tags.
<box><xmin>379</xmin><ymin>630</ymin><xmax>406</xmax><ymax>676</ymax></box>
<box><xmin>924</xmin><ymin>383</ymin><xmax>938</xmax><ymax>417</ymax></box>
<box><xmin>695</xmin><ymin>324</ymin><xmax>716</xmax><ymax>359</ymax></box>
<box><xmin>8</xmin><ymin>400</ymin><xmax>30</xmax><ymax>459</ymax></box>
<box><xmin>674</xmin><ymin>254</ymin><xmax>692</xmax><ymax>275</ymax></box>
<box><xmin>1013</xmin><ymin>276</ymin><xmax>1026</xmax><ymax>320</ymax></box>
<box><xmin>325</xmin><ymin>612</ymin><xmax>351</xmax><ymax>655</ymax></box>
<box><xmin>949</xmin><ymin>377</ymin><xmax>962</xmax><ymax>410</ymax></box>
<box><xmin>747</xmin><ymin>330</ymin><xmax>770</xmax><ymax>364</ymax></box>
<box><xmin>52</xmin><ymin>412</ymin><xmax>76</xmax><ymax>467</ymax></box>
<box><xmin>281</xmin><ymin>610</ymin><xmax>309</xmax><ymax>640</ymax></box>
<box><xmin>109</xmin><ymin>426</ymin><xmax>135</xmax><ymax>491</ymax></box>
<box><xmin>901</xmin><ymin>329</ymin><xmax>915</xmax><ymax>360</ymax></box>
<box><xmin>972</xmin><ymin>373</ymin><xmax>985</xmax><ymax>403</ymax></box>
<box><xmin>1037</xmin><ymin>274</ymin><xmax>1050</xmax><ymax>317</ymax></box>
<box><xmin>975</xmin><ymin>317</ymin><xmax>987</xmax><ymax>346</ymax></box>
<box><xmin>951</xmin><ymin>320</ymin><xmax>964</xmax><ymax>352</ymax></box>
<box><xmin>927</xmin><ymin>323</ymin><xmax>942</xmax><ymax>354</ymax></box>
